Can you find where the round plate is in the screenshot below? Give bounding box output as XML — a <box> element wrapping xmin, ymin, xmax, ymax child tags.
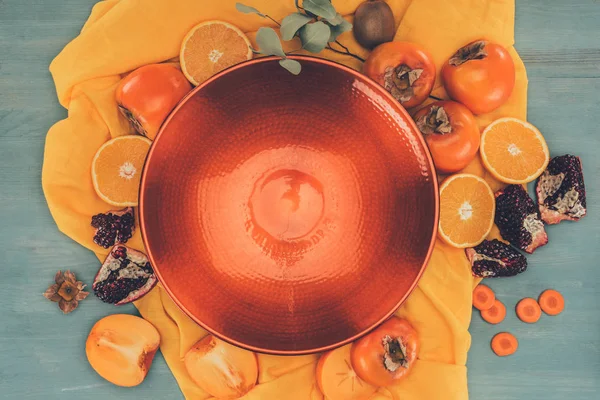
<box><xmin>140</xmin><ymin>56</ymin><xmax>438</xmax><ymax>355</ymax></box>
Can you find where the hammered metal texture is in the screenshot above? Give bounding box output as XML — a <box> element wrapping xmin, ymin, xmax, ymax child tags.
<box><xmin>140</xmin><ymin>57</ymin><xmax>438</xmax><ymax>354</ymax></box>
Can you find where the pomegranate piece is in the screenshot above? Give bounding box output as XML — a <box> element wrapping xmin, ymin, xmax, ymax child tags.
<box><xmin>495</xmin><ymin>185</ymin><xmax>548</xmax><ymax>254</ymax></box>
<box><xmin>86</xmin><ymin>314</ymin><xmax>160</xmax><ymax>387</ymax></box>
<box><xmin>91</xmin><ymin>207</ymin><xmax>135</xmax><ymax>248</ymax></box>
<box><xmin>93</xmin><ymin>245</ymin><xmax>157</xmax><ymax>305</ymax></box>
<box><xmin>536</xmin><ymin>155</ymin><xmax>586</xmax><ymax>224</ymax></box>
<box><xmin>466</xmin><ymin>239</ymin><xmax>527</xmax><ymax>278</ymax></box>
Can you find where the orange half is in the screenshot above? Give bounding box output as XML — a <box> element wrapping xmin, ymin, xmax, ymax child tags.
<box><xmin>438</xmin><ymin>174</ymin><xmax>495</xmax><ymax>248</ymax></box>
<box><xmin>180</xmin><ymin>21</ymin><xmax>253</xmax><ymax>86</ymax></box>
<box><xmin>92</xmin><ymin>135</ymin><xmax>152</xmax><ymax>206</ymax></box>
<box><xmin>480</xmin><ymin>117</ymin><xmax>550</xmax><ymax>184</ymax></box>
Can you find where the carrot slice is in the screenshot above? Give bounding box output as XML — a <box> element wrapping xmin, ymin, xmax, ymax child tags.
<box><xmin>473</xmin><ymin>285</ymin><xmax>495</xmax><ymax>311</ymax></box>
<box><xmin>480</xmin><ymin>299</ymin><xmax>506</xmax><ymax>324</ymax></box>
<box><xmin>516</xmin><ymin>297</ymin><xmax>542</xmax><ymax>323</ymax></box>
<box><xmin>539</xmin><ymin>289</ymin><xmax>565</xmax><ymax>316</ymax></box>
<box><xmin>491</xmin><ymin>332</ymin><xmax>518</xmax><ymax>356</ymax></box>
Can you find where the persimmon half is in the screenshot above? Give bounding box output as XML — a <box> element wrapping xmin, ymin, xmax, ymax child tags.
<box><xmin>442</xmin><ymin>40</ymin><xmax>515</xmax><ymax>115</ymax></box>
<box><xmin>184</xmin><ymin>335</ymin><xmax>258</xmax><ymax>399</ymax></box>
<box><xmin>414</xmin><ymin>100</ymin><xmax>480</xmax><ymax>173</ymax></box>
<box><xmin>116</xmin><ymin>63</ymin><xmax>192</xmax><ymax>140</ymax></box>
<box><xmin>85</xmin><ymin>314</ymin><xmax>160</xmax><ymax>387</ymax></box>
<box><xmin>316</xmin><ymin>344</ymin><xmax>377</xmax><ymax>400</ymax></box>
<box><xmin>363</xmin><ymin>41</ymin><xmax>436</xmax><ymax>109</ymax></box>
<box><xmin>350</xmin><ymin>317</ymin><xmax>419</xmax><ymax>387</ymax></box>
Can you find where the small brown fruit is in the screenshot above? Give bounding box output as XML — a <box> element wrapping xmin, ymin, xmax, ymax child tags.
<box><xmin>184</xmin><ymin>335</ymin><xmax>258</xmax><ymax>399</ymax></box>
<box><xmin>353</xmin><ymin>0</ymin><xmax>395</xmax><ymax>49</ymax></box>
<box><xmin>86</xmin><ymin>314</ymin><xmax>160</xmax><ymax>387</ymax></box>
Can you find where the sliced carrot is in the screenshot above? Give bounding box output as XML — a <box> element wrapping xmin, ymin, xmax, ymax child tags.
<box><xmin>539</xmin><ymin>289</ymin><xmax>565</xmax><ymax>316</ymax></box>
<box><xmin>491</xmin><ymin>332</ymin><xmax>518</xmax><ymax>356</ymax></box>
<box><xmin>480</xmin><ymin>299</ymin><xmax>506</xmax><ymax>324</ymax></box>
<box><xmin>516</xmin><ymin>297</ymin><xmax>542</xmax><ymax>323</ymax></box>
<box><xmin>473</xmin><ymin>285</ymin><xmax>495</xmax><ymax>311</ymax></box>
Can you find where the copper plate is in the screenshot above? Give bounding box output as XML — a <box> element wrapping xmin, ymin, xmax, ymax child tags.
<box><xmin>140</xmin><ymin>56</ymin><xmax>438</xmax><ymax>355</ymax></box>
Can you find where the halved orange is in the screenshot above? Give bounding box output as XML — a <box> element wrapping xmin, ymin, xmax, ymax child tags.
<box><xmin>480</xmin><ymin>118</ymin><xmax>550</xmax><ymax>184</ymax></box>
<box><xmin>438</xmin><ymin>174</ymin><xmax>495</xmax><ymax>248</ymax></box>
<box><xmin>180</xmin><ymin>21</ymin><xmax>253</xmax><ymax>86</ymax></box>
<box><xmin>92</xmin><ymin>136</ymin><xmax>152</xmax><ymax>206</ymax></box>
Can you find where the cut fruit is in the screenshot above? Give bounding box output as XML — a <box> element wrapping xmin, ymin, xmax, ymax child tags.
<box><xmin>473</xmin><ymin>285</ymin><xmax>495</xmax><ymax>311</ymax></box>
<box><xmin>316</xmin><ymin>344</ymin><xmax>377</xmax><ymax>400</ymax></box>
<box><xmin>491</xmin><ymin>332</ymin><xmax>518</xmax><ymax>357</ymax></box>
<box><xmin>184</xmin><ymin>335</ymin><xmax>258</xmax><ymax>399</ymax></box>
<box><xmin>539</xmin><ymin>289</ymin><xmax>565</xmax><ymax>316</ymax></box>
<box><xmin>180</xmin><ymin>21</ymin><xmax>253</xmax><ymax>86</ymax></box>
<box><xmin>86</xmin><ymin>314</ymin><xmax>160</xmax><ymax>387</ymax></box>
<box><xmin>480</xmin><ymin>118</ymin><xmax>549</xmax><ymax>184</ymax></box>
<box><xmin>481</xmin><ymin>299</ymin><xmax>506</xmax><ymax>324</ymax></box>
<box><xmin>438</xmin><ymin>174</ymin><xmax>495</xmax><ymax>248</ymax></box>
<box><xmin>91</xmin><ymin>136</ymin><xmax>152</xmax><ymax>207</ymax></box>
<box><xmin>516</xmin><ymin>297</ymin><xmax>542</xmax><ymax>323</ymax></box>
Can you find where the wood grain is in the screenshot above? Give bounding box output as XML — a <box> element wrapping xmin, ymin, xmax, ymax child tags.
<box><xmin>0</xmin><ymin>0</ymin><xmax>598</xmax><ymax>399</ymax></box>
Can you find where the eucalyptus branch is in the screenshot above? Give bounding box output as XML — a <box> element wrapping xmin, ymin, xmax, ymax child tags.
<box><xmin>326</xmin><ymin>42</ymin><xmax>366</xmax><ymax>62</ymax></box>
<box><xmin>264</xmin><ymin>14</ymin><xmax>281</xmax><ymax>27</ymax></box>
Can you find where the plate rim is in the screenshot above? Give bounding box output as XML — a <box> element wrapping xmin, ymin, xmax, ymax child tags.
<box><xmin>139</xmin><ymin>55</ymin><xmax>440</xmax><ymax>355</ymax></box>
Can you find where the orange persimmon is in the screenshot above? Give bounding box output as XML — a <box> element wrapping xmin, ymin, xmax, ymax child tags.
<box><xmin>184</xmin><ymin>335</ymin><xmax>258</xmax><ymax>399</ymax></box>
<box><xmin>85</xmin><ymin>314</ymin><xmax>160</xmax><ymax>387</ymax></box>
<box><xmin>350</xmin><ymin>317</ymin><xmax>419</xmax><ymax>387</ymax></box>
<box><xmin>316</xmin><ymin>344</ymin><xmax>377</xmax><ymax>400</ymax></box>
<box><xmin>414</xmin><ymin>100</ymin><xmax>480</xmax><ymax>173</ymax></box>
<box><xmin>363</xmin><ymin>41</ymin><xmax>436</xmax><ymax>108</ymax></box>
<box><xmin>116</xmin><ymin>63</ymin><xmax>192</xmax><ymax>140</ymax></box>
<box><xmin>442</xmin><ymin>40</ymin><xmax>515</xmax><ymax>115</ymax></box>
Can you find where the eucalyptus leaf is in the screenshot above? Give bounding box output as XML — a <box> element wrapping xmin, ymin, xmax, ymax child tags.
<box><xmin>302</xmin><ymin>0</ymin><xmax>337</xmax><ymax>20</ymax></box>
<box><xmin>281</xmin><ymin>13</ymin><xmax>313</xmax><ymax>41</ymax></box>
<box><xmin>327</xmin><ymin>13</ymin><xmax>344</xmax><ymax>26</ymax></box>
<box><xmin>328</xmin><ymin>19</ymin><xmax>352</xmax><ymax>42</ymax></box>
<box><xmin>255</xmin><ymin>27</ymin><xmax>286</xmax><ymax>57</ymax></box>
<box><xmin>300</xmin><ymin>21</ymin><xmax>331</xmax><ymax>53</ymax></box>
<box><xmin>235</xmin><ymin>3</ymin><xmax>265</xmax><ymax>17</ymax></box>
<box><xmin>279</xmin><ymin>59</ymin><xmax>302</xmax><ymax>75</ymax></box>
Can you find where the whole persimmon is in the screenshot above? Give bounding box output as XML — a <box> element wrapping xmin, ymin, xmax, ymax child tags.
<box><xmin>413</xmin><ymin>100</ymin><xmax>480</xmax><ymax>173</ymax></box>
<box><xmin>350</xmin><ymin>317</ymin><xmax>419</xmax><ymax>387</ymax></box>
<box><xmin>442</xmin><ymin>40</ymin><xmax>515</xmax><ymax>114</ymax></box>
<box><xmin>86</xmin><ymin>314</ymin><xmax>160</xmax><ymax>387</ymax></box>
<box><xmin>184</xmin><ymin>335</ymin><xmax>258</xmax><ymax>399</ymax></box>
<box><xmin>363</xmin><ymin>42</ymin><xmax>436</xmax><ymax>109</ymax></box>
<box><xmin>316</xmin><ymin>344</ymin><xmax>377</xmax><ymax>400</ymax></box>
<box><xmin>116</xmin><ymin>63</ymin><xmax>192</xmax><ymax>140</ymax></box>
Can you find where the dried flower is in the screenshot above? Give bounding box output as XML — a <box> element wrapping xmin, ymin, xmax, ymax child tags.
<box><xmin>43</xmin><ymin>270</ymin><xmax>89</xmax><ymax>314</ymax></box>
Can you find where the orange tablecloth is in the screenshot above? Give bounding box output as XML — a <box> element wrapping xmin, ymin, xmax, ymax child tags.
<box><xmin>43</xmin><ymin>0</ymin><xmax>526</xmax><ymax>398</ymax></box>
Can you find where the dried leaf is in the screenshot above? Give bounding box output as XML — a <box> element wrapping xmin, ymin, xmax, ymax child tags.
<box><xmin>43</xmin><ymin>285</ymin><xmax>61</xmax><ymax>302</ymax></box>
<box><xmin>300</xmin><ymin>21</ymin><xmax>331</xmax><ymax>54</ymax></box>
<box><xmin>64</xmin><ymin>270</ymin><xmax>76</xmax><ymax>284</ymax></box>
<box><xmin>76</xmin><ymin>291</ymin><xmax>90</xmax><ymax>301</ymax></box>
<box><xmin>279</xmin><ymin>59</ymin><xmax>302</xmax><ymax>75</ymax></box>
<box><xmin>59</xmin><ymin>299</ymin><xmax>78</xmax><ymax>314</ymax></box>
<box><xmin>281</xmin><ymin>12</ymin><xmax>313</xmax><ymax>41</ymax></box>
<box><xmin>303</xmin><ymin>0</ymin><xmax>337</xmax><ymax>20</ymax></box>
<box><xmin>235</xmin><ymin>3</ymin><xmax>265</xmax><ymax>17</ymax></box>
<box><xmin>54</xmin><ymin>271</ymin><xmax>65</xmax><ymax>285</ymax></box>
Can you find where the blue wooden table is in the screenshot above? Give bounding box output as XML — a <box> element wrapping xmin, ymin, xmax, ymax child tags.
<box><xmin>1</xmin><ymin>0</ymin><xmax>599</xmax><ymax>398</ymax></box>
